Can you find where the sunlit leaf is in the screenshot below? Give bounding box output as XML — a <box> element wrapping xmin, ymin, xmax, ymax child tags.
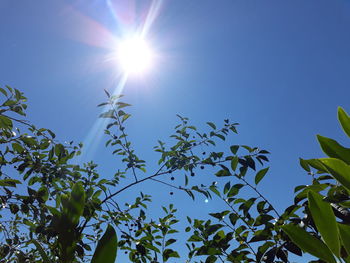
<box><xmin>308</xmin><ymin>190</ymin><xmax>340</xmax><ymax>257</ymax></box>
<box><xmin>317</xmin><ymin>135</ymin><xmax>350</xmax><ymax>165</ymax></box>
<box><xmin>319</xmin><ymin>158</ymin><xmax>350</xmax><ymax>192</ymax></box>
<box><xmin>282</xmin><ymin>224</ymin><xmax>336</xmax><ymax>263</ymax></box>
<box><xmin>338</xmin><ymin>107</ymin><xmax>350</xmax><ymax>138</ymax></box>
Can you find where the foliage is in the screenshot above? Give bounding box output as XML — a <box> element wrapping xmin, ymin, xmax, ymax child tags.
<box><xmin>1</xmin><ymin>84</ymin><xmax>348</xmax><ymax>263</ymax></box>
<box><xmin>282</xmin><ymin>107</ymin><xmax>350</xmax><ymax>263</ymax></box>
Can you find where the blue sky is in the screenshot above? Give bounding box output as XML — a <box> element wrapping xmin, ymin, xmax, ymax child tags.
<box><xmin>1</xmin><ymin>0</ymin><xmax>350</xmax><ymax>261</ymax></box>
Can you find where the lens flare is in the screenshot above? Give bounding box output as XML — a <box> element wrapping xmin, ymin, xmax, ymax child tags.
<box><xmin>117</xmin><ymin>37</ymin><xmax>154</xmax><ymax>75</ymax></box>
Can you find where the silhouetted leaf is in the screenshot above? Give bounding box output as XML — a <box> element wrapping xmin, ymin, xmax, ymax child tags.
<box><xmin>207</xmin><ymin>122</ymin><xmax>216</xmax><ymax>130</ymax></box>
<box><xmin>32</xmin><ymin>240</ymin><xmax>51</xmax><ymax>262</ymax></box>
<box><xmin>338</xmin><ymin>223</ymin><xmax>350</xmax><ymax>257</ymax></box>
<box><xmin>0</xmin><ymin>179</ymin><xmax>21</xmax><ymax>187</ymax></box>
<box><xmin>91</xmin><ymin>225</ymin><xmax>117</xmax><ymax>263</ymax></box>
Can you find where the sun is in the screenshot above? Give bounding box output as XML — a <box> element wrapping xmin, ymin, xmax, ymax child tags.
<box><xmin>117</xmin><ymin>37</ymin><xmax>154</xmax><ymax>75</ymax></box>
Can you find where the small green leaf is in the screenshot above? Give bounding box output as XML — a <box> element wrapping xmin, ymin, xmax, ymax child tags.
<box><xmin>91</xmin><ymin>225</ymin><xmax>117</xmax><ymax>263</ymax></box>
<box><xmin>165</xmin><ymin>238</ymin><xmax>176</xmax><ymax>247</ymax></box>
<box><xmin>255</xmin><ymin>167</ymin><xmax>269</xmax><ymax>185</ymax></box>
<box><xmin>223</xmin><ymin>182</ymin><xmax>231</xmax><ymax>195</ymax></box>
<box><xmin>231</xmin><ymin>156</ymin><xmax>238</xmax><ymax>171</ymax></box>
<box><xmin>230</xmin><ymin>145</ymin><xmax>239</xmax><ymax>154</ymax></box>
<box><xmin>215</xmin><ymin>168</ymin><xmax>231</xmax><ymax>177</ymax></box>
<box><xmin>37</xmin><ymin>186</ymin><xmax>49</xmax><ymax>202</ymax></box>
<box><xmin>163</xmin><ymin>248</ymin><xmax>180</xmax><ymax>262</ymax></box>
<box><xmin>0</xmin><ymin>87</ymin><xmax>8</xmax><ymax>97</ymax></box>
<box><xmin>99</xmin><ymin>110</ymin><xmax>115</xmax><ymax>119</ymax></box>
<box><xmin>227</xmin><ymin>184</ymin><xmax>244</xmax><ymax>197</ymax></box>
<box><xmin>0</xmin><ymin>179</ymin><xmax>21</xmax><ymax>187</ymax></box>
<box><xmin>116</xmin><ymin>102</ymin><xmax>131</xmax><ymax>109</ymax></box>
<box><xmin>209</xmin><ymin>185</ymin><xmax>221</xmax><ymax>197</ymax></box>
<box><xmin>104</xmin><ymin>89</ymin><xmax>110</xmax><ymax>98</ymax></box>
<box><xmin>207</xmin><ymin>122</ymin><xmax>216</xmax><ymax>130</ymax></box>
<box><xmin>319</xmin><ymin>158</ymin><xmax>350</xmax><ymax>192</ymax></box>
<box><xmin>338</xmin><ymin>107</ymin><xmax>350</xmax><ymax>138</ymax></box>
<box><xmin>308</xmin><ymin>191</ymin><xmax>340</xmax><ymax>257</ymax></box>
<box><xmin>282</xmin><ymin>224</ymin><xmax>336</xmax><ymax>263</ymax></box>
<box><xmin>317</xmin><ymin>135</ymin><xmax>350</xmax><ymax>165</ymax></box>
<box><xmin>0</xmin><ymin>115</ymin><xmax>13</xmax><ymax>129</ymax></box>
<box><xmin>299</xmin><ymin>158</ymin><xmax>310</xmax><ymax>172</ymax></box>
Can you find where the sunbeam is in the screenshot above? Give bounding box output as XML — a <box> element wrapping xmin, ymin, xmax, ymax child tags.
<box><xmin>63</xmin><ymin>0</ymin><xmax>163</xmax><ymax>163</ymax></box>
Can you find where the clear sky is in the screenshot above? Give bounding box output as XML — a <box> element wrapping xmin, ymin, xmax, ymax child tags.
<box><xmin>1</xmin><ymin>0</ymin><xmax>350</xmax><ymax>261</ymax></box>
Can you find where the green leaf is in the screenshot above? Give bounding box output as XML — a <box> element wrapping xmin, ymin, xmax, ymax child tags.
<box><xmin>68</xmin><ymin>182</ymin><xmax>85</xmax><ymax>224</ymax></box>
<box><xmin>223</xmin><ymin>182</ymin><xmax>231</xmax><ymax>195</ymax></box>
<box><xmin>215</xmin><ymin>168</ymin><xmax>231</xmax><ymax>177</ymax></box>
<box><xmin>282</xmin><ymin>224</ymin><xmax>336</xmax><ymax>263</ymax></box>
<box><xmin>165</xmin><ymin>238</ymin><xmax>176</xmax><ymax>247</ymax></box>
<box><xmin>205</xmin><ymin>255</ymin><xmax>217</xmax><ymax>263</ymax></box>
<box><xmin>338</xmin><ymin>223</ymin><xmax>350</xmax><ymax>256</ymax></box>
<box><xmin>227</xmin><ymin>184</ymin><xmax>244</xmax><ymax>197</ymax></box>
<box><xmin>319</xmin><ymin>158</ymin><xmax>350</xmax><ymax>192</ymax></box>
<box><xmin>116</xmin><ymin>102</ymin><xmax>131</xmax><ymax>109</ymax></box>
<box><xmin>104</xmin><ymin>89</ymin><xmax>110</xmax><ymax>98</ymax></box>
<box><xmin>0</xmin><ymin>87</ymin><xmax>8</xmax><ymax>97</ymax></box>
<box><xmin>12</xmin><ymin>143</ymin><xmax>24</xmax><ymax>153</ymax></box>
<box><xmin>209</xmin><ymin>185</ymin><xmax>221</xmax><ymax>197</ymax></box>
<box><xmin>163</xmin><ymin>248</ymin><xmax>180</xmax><ymax>262</ymax></box>
<box><xmin>255</xmin><ymin>167</ymin><xmax>269</xmax><ymax>185</ymax></box>
<box><xmin>207</xmin><ymin>122</ymin><xmax>216</xmax><ymax>130</ymax></box>
<box><xmin>231</xmin><ymin>156</ymin><xmax>238</xmax><ymax>171</ymax></box>
<box><xmin>37</xmin><ymin>186</ymin><xmax>49</xmax><ymax>202</ymax></box>
<box><xmin>99</xmin><ymin>110</ymin><xmax>115</xmax><ymax>119</ymax></box>
<box><xmin>91</xmin><ymin>225</ymin><xmax>117</xmax><ymax>263</ymax></box>
<box><xmin>305</xmin><ymin>158</ymin><xmax>328</xmax><ymax>173</ymax></box>
<box><xmin>338</xmin><ymin>107</ymin><xmax>350</xmax><ymax>138</ymax></box>
<box><xmin>32</xmin><ymin>240</ymin><xmax>51</xmax><ymax>262</ymax></box>
<box><xmin>299</xmin><ymin>158</ymin><xmax>310</xmax><ymax>172</ymax></box>
<box><xmin>294</xmin><ymin>184</ymin><xmax>328</xmax><ymax>203</ymax></box>
<box><xmin>230</xmin><ymin>145</ymin><xmax>239</xmax><ymax>154</ymax></box>
<box><xmin>317</xmin><ymin>135</ymin><xmax>350</xmax><ymax>165</ymax></box>
<box><xmin>0</xmin><ymin>115</ymin><xmax>12</xmax><ymax>129</ymax></box>
<box><xmin>308</xmin><ymin>191</ymin><xmax>340</xmax><ymax>257</ymax></box>
<box><xmin>0</xmin><ymin>179</ymin><xmax>21</xmax><ymax>187</ymax></box>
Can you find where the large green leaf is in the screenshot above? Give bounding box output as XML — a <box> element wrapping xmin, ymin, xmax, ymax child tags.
<box><xmin>338</xmin><ymin>107</ymin><xmax>350</xmax><ymax>138</ymax></box>
<box><xmin>319</xmin><ymin>158</ymin><xmax>350</xmax><ymax>191</ymax></box>
<box><xmin>305</xmin><ymin>159</ymin><xmax>328</xmax><ymax>173</ymax></box>
<box><xmin>91</xmin><ymin>225</ymin><xmax>117</xmax><ymax>263</ymax></box>
<box><xmin>338</xmin><ymin>223</ymin><xmax>350</xmax><ymax>256</ymax></box>
<box><xmin>317</xmin><ymin>135</ymin><xmax>350</xmax><ymax>165</ymax></box>
<box><xmin>282</xmin><ymin>224</ymin><xmax>336</xmax><ymax>263</ymax></box>
<box><xmin>68</xmin><ymin>182</ymin><xmax>85</xmax><ymax>225</ymax></box>
<box><xmin>307</xmin><ymin>191</ymin><xmax>340</xmax><ymax>258</ymax></box>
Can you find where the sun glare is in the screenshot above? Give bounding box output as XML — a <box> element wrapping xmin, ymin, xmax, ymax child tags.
<box><xmin>117</xmin><ymin>37</ymin><xmax>154</xmax><ymax>75</ymax></box>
